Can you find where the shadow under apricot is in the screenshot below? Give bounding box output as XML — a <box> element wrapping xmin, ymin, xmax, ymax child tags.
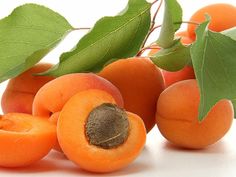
<box><xmin>162</xmin><ymin>140</ymin><xmax>230</xmax><ymax>154</ymax></box>
<box><xmin>0</xmin><ymin>159</ymin><xmax>61</xmax><ymax>174</ymax></box>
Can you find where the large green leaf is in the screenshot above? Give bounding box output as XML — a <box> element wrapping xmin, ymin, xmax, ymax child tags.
<box><xmin>0</xmin><ymin>4</ymin><xmax>72</xmax><ymax>82</ymax></box>
<box><xmin>156</xmin><ymin>0</ymin><xmax>182</xmax><ymax>48</ymax></box>
<box><xmin>191</xmin><ymin>19</ymin><xmax>236</xmax><ymax>121</ymax></box>
<box><xmin>42</xmin><ymin>0</ymin><xmax>151</xmax><ymax>76</ymax></box>
<box><xmin>150</xmin><ymin>40</ymin><xmax>191</xmax><ymax>71</ymax></box>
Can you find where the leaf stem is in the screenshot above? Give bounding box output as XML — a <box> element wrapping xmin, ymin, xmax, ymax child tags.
<box><xmin>141</xmin><ymin>0</ymin><xmax>163</xmax><ymax>49</ymax></box>
<box><xmin>150</xmin><ymin>25</ymin><xmax>162</xmax><ymax>33</ymax></box>
<box><xmin>175</xmin><ymin>21</ymin><xmax>200</xmax><ymax>26</ymax></box>
<box><xmin>151</xmin><ymin>0</ymin><xmax>163</xmax><ymax>28</ymax></box>
<box><xmin>151</xmin><ymin>0</ymin><xmax>159</xmax><ymax>6</ymax></box>
<box><xmin>136</xmin><ymin>45</ymin><xmax>161</xmax><ymax>57</ymax></box>
<box><xmin>73</xmin><ymin>27</ymin><xmax>91</xmax><ymax>31</ymax></box>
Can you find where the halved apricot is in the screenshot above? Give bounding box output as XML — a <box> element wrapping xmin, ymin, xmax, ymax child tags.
<box><xmin>0</xmin><ymin>113</ymin><xmax>56</xmax><ymax>167</ymax></box>
<box><xmin>33</xmin><ymin>73</ymin><xmax>124</xmax><ymax>152</ymax></box>
<box><xmin>57</xmin><ymin>89</ymin><xmax>146</xmax><ymax>173</ymax></box>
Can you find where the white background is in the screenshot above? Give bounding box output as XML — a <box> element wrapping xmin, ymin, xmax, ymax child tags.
<box><xmin>0</xmin><ymin>0</ymin><xmax>236</xmax><ymax>176</ymax></box>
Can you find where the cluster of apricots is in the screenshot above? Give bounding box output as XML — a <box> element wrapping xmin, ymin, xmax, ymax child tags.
<box><xmin>0</xmin><ymin>3</ymin><xmax>235</xmax><ymax>174</ymax></box>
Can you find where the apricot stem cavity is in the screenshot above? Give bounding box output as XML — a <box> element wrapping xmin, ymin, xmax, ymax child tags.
<box><xmin>85</xmin><ymin>103</ymin><xmax>129</xmax><ymax>149</ymax></box>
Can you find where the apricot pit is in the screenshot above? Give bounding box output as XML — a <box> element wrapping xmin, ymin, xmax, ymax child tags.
<box><xmin>86</xmin><ymin>103</ymin><xmax>129</xmax><ymax>149</ymax></box>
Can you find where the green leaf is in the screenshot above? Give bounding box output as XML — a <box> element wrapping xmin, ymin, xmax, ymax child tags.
<box><xmin>150</xmin><ymin>40</ymin><xmax>191</xmax><ymax>71</ymax></box>
<box><xmin>42</xmin><ymin>0</ymin><xmax>151</xmax><ymax>77</ymax></box>
<box><xmin>191</xmin><ymin>19</ymin><xmax>236</xmax><ymax>121</ymax></box>
<box><xmin>0</xmin><ymin>3</ymin><xmax>73</xmax><ymax>82</ymax></box>
<box><xmin>156</xmin><ymin>0</ymin><xmax>182</xmax><ymax>48</ymax></box>
<box><xmin>222</xmin><ymin>27</ymin><xmax>236</xmax><ymax>40</ymax></box>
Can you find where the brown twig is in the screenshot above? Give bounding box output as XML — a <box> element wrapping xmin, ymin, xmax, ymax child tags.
<box><xmin>149</xmin><ymin>25</ymin><xmax>162</xmax><ymax>33</ymax></box>
<box><xmin>136</xmin><ymin>46</ymin><xmax>161</xmax><ymax>57</ymax></box>
<box><xmin>151</xmin><ymin>0</ymin><xmax>163</xmax><ymax>28</ymax></box>
<box><xmin>151</xmin><ymin>0</ymin><xmax>159</xmax><ymax>6</ymax></box>
<box><xmin>141</xmin><ymin>0</ymin><xmax>163</xmax><ymax>49</ymax></box>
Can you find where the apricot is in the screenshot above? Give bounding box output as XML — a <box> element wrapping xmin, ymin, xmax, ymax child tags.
<box><xmin>156</xmin><ymin>80</ymin><xmax>234</xmax><ymax>149</ymax></box>
<box><xmin>99</xmin><ymin>57</ymin><xmax>164</xmax><ymax>132</ymax></box>
<box><xmin>149</xmin><ymin>31</ymin><xmax>195</xmax><ymax>88</ymax></box>
<box><xmin>1</xmin><ymin>63</ymin><xmax>54</xmax><ymax>114</ymax></box>
<box><xmin>0</xmin><ymin>113</ymin><xmax>56</xmax><ymax>167</ymax></box>
<box><xmin>33</xmin><ymin>73</ymin><xmax>123</xmax><ymax>151</ymax></box>
<box><xmin>162</xmin><ymin>66</ymin><xmax>195</xmax><ymax>88</ymax></box>
<box><xmin>33</xmin><ymin>73</ymin><xmax>123</xmax><ymax>119</ymax></box>
<box><xmin>187</xmin><ymin>3</ymin><xmax>236</xmax><ymax>39</ymax></box>
<box><xmin>57</xmin><ymin>89</ymin><xmax>146</xmax><ymax>173</ymax></box>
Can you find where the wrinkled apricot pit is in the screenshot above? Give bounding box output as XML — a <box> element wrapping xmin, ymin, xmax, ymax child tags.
<box><xmin>86</xmin><ymin>103</ymin><xmax>129</xmax><ymax>149</ymax></box>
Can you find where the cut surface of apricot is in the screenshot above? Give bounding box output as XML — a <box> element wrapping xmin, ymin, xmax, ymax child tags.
<box><xmin>0</xmin><ymin>113</ymin><xmax>56</xmax><ymax>167</ymax></box>
<box><xmin>57</xmin><ymin>89</ymin><xmax>146</xmax><ymax>173</ymax></box>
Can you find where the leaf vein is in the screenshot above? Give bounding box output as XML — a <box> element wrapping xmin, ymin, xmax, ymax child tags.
<box><xmin>64</xmin><ymin>5</ymin><xmax>150</xmax><ymax>60</ymax></box>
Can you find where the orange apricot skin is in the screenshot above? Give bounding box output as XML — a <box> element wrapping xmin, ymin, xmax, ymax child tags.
<box><xmin>175</xmin><ymin>31</ymin><xmax>194</xmax><ymax>44</ymax></box>
<box><xmin>156</xmin><ymin>80</ymin><xmax>234</xmax><ymax>149</ymax></box>
<box><xmin>33</xmin><ymin>73</ymin><xmax>124</xmax><ymax>152</ymax></box>
<box><xmin>0</xmin><ymin>113</ymin><xmax>56</xmax><ymax>167</ymax></box>
<box><xmin>57</xmin><ymin>89</ymin><xmax>146</xmax><ymax>173</ymax></box>
<box><xmin>162</xmin><ymin>66</ymin><xmax>195</xmax><ymax>88</ymax></box>
<box><xmin>1</xmin><ymin>63</ymin><xmax>54</xmax><ymax>114</ymax></box>
<box><xmin>188</xmin><ymin>3</ymin><xmax>236</xmax><ymax>39</ymax></box>
<box><xmin>33</xmin><ymin>73</ymin><xmax>123</xmax><ymax>119</ymax></box>
<box><xmin>99</xmin><ymin>58</ymin><xmax>164</xmax><ymax>132</ymax></box>
<box><xmin>149</xmin><ymin>31</ymin><xmax>195</xmax><ymax>88</ymax></box>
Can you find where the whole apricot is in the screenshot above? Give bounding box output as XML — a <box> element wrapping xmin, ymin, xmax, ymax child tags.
<box><xmin>156</xmin><ymin>80</ymin><xmax>234</xmax><ymax>149</ymax></box>
<box><xmin>1</xmin><ymin>63</ymin><xmax>54</xmax><ymax>114</ymax></box>
<box><xmin>187</xmin><ymin>3</ymin><xmax>236</xmax><ymax>39</ymax></box>
<box><xmin>99</xmin><ymin>57</ymin><xmax>164</xmax><ymax>132</ymax></box>
<box><xmin>162</xmin><ymin>66</ymin><xmax>195</xmax><ymax>88</ymax></box>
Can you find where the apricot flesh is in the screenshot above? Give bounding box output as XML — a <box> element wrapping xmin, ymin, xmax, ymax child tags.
<box><xmin>1</xmin><ymin>63</ymin><xmax>54</xmax><ymax>114</ymax></box>
<box><xmin>0</xmin><ymin>113</ymin><xmax>56</xmax><ymax>167</ymax></box>
<box><xmin>58</xmin><ymin>89</ymin><xmax>146</xmax><ymax>173</ymax></box>
<box><xmin>156</xmin><ymin>80</ymin><xmax>234</xmax><ymax>149</ymax></box>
